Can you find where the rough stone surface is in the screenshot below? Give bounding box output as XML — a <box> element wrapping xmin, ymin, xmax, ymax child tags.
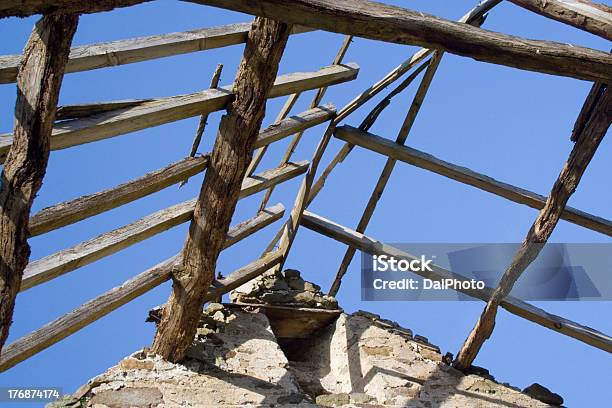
<box><xmin>523</xmin><ymin>383</ymin><xmax>564</xmax><ymax>406</ymax></box>
<box><xmin>231</xmin><ymin>269</ymin><xmax>338</xmax><ymax>310</ymax></box>
<box><xmin>66</xmin><ymin>304</ymin><xmax>560</xmax><ymax>407</ymax></box>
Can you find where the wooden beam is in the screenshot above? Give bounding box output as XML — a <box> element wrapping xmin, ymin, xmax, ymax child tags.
<box><xmin>0</xmin><ymin>24</ymin><xmax>312</xmax><ymax>84</ymax></box>
<box><xmin>151</xmin><ymin>17</ymin><xmax>292</xmax><ymax>362</ymax></box>
<box><xmin>27</xmin><ymin>105</ymin><xmax>330</xmax><ymax>236</ymax></box>
<box><xmin>300</xmin><ymin>211</ymin><xmax>612</xmax><ymax>354</ymax></box>
<box><xmin>0</xmin><ymin>14</ymin><xmax>78</xmax><ymax>355</ymax></box>
<box><xmin>0</xmin><ymin>0</ymin><xmax>149</xmax><ymax>18</ymax></box>
<box><xmin>329</xmin><ymin>51</ymin><xmax>444</xmax><ymax>297</ymax></box>
<box><xmin>22</xmin><ymin>202</ymin><xmax>285</xmax><ymax>292</ymax></box>
<box><xmin>454</xmin><ymin>83</ymin><xmax>611</xmax><ymax>371</ymax></box>
<box><xmin>508</xmin><ymin>0</ymin><xmax>612</xmax><ymax>41</ymax></box>
<box><xmin>0</xmin><ymin>63</ymin><xmax>358</xmax><ymax>162</ymax></box>
<box><xmin>0</xmin><ymin>248</ymin><xmax>283</xmax><ymax>372</ymax></box>
<box><xmin>186</xmin><ymin>0</ymin><xmax>612</xmax><ymax>82</ymax></box>
<box><xmin>334</xmin><ymin>125</ymin><xmax>612</xmax><ymax>236</ymax></box>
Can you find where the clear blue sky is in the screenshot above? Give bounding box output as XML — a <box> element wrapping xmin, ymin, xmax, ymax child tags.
<box><xmin>1</xmin><ymin>0</ymin><xmax>610</xmax><ymax>406</ymax></box>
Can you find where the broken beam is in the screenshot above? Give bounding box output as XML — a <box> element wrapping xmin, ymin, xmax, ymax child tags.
<box><xmin>0</xmin><ymin>0</ymin><xmax>150</xmax><ymax>18</ymax></box>
<box><xmin>334</xmin><ymin>125</ymin><xmax>612</xmax><ymax>237</ymax></box>
<box><xmin>0</xmin><ymin>64</ymin><xmax>357</xmax><ymax>162</ymax></box>
<box><xmin>300</xmin><ymin>211</ymin><xmax>612</xmax><ymax>354</ymax></box>
<box><xmin>186</xmin><ymin>0</ymin><xmax>612</xmax><ymax>82</ymax></box>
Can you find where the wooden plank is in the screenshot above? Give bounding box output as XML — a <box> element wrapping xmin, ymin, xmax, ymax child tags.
<box><xmin>27</xmin><ymin>105</ymin><xmax>328</xmax><ymax>236</ymax></box>
<box><xmin>0</xmin><ymin>24</ymin><xmax>312</xmax><ymax>84</ymax></box>
<box><xmin>151</xmin><ymin>17</ymin><xmax>292</xmax><ymax>362</ymax></box>
<box><xmin>0</xmin><ymin>14</ymin><xmax>78</xmax><ymax>355</ymax></box>
<box><xmin>329</xmin><ymin>51</ymin><xmax>444</xmax><ymax>297</ymax></box>
<box><xmin>21</xmin><ymin>203</ymin><xmax>285</xmax><ymax>292</ymax></box>
<box><xmin>300</xmin><ymin>211</ymin><xmax>612</xmax><ymax>354</ymax></box>
<box><xmin>0</xmin><ymin>63</ymin><xmax>359</xmax><ymax>162</ymax></box>
<box><xmin>0</xmin><ymin>0</ymin><xmax>149</xmax><ymax>18</ymax></box>
<box><xmin>0</xmin><ymin>236</ymin><xmax>284</xmax><ymax>373</ymax></box>
<box><xmin>187</xmin><ymin>0</ymin><xmax>612</xmax><ymax>82</ymax></box>
<box><xmin>334</xmin><ymin>125</ymin><xmax>612</xmax><ymax>236</ymax></box>
<box><xmin>508</xmin><ymin>0</ymin><xmax>612</xmax><ymax>41</ymax></box>
<box><xmin>454</xmin><ymin>82</ymin><xmax>611</xmax><ymax>371</ymax></box>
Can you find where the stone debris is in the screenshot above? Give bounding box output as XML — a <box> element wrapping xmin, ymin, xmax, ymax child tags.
<box><xmin>523</xmin><ymin>383</ymin><xmax>564</xmax><ymax>406</ymax></box>
<box><xmin>231</xmin><ymin>269</ymin><xmax>338</xmax><ymax>310</ymax></box>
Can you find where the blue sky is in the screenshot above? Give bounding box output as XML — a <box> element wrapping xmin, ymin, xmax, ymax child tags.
<box><xmin>0</xmin><ymin>0</ymin><xmax>610</xmax><ymax>406</ymax></box>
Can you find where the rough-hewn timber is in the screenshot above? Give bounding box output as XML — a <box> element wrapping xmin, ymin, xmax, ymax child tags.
<box><xmin>453</xmin><ymin>84</ymin><xmax>611</xmax><ymax>372</ymax></box>
<box><xmin>0</xmin><ymin>0</ymin><xmax>149</xmax><ymax>18</ymax></box>
<box><xmin>151</xmin><ymin>17</ymin><xmax>292</xmax><ymax>362</ymax></box>
<box><xmin>334</xmin><ymin>125</ymin><xmax>612</xmax><ymax>236</ymax></box>
<box><xmin>187</xmin><ymin>0</ymin><xmax>612</xmax><ymax>82</ymax></box>
<box><xmin>27</xmin><ymin>104</ymin><xmax>329</xmax><ymax>236</ymax></box>
<box><xmin>0</xmin><ymin>64</ymin><xmax>356</xmax><ymax>163</ymax></box>
<box><xmin>0</xmin><ymin>14</ymin><xmax>78</xmax><ymax>356</ymax></box>
<box><xmin>0</xmin><ymin>24</ymin><xmax>312</xmax><ymax>84</ymax></box>
<box><xmin>508</xmin><ymin>0</ymin><xmax>612</xmax><ymax>41</ymax></box>
<box><xmin>301</xmin><ymin>211</ymin><xmax>612</xmax><ymax>354</ymax></box>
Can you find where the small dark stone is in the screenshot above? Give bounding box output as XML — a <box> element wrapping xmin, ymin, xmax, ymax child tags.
<box><xmin>523</xmin><ymin>383</ymin><xmax>564</xmax><ymax>406</ymax></box>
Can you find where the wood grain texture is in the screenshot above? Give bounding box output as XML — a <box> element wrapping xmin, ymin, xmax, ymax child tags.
<box><xmin>454</xmin><ymin>83</ymin><xmax>611</xmax><ymax>371</ymax></box>
<box><xmin>508</xmin><ymin>0</ymin><xmax>612</xmax><ymax>41</ymax></box>
<box><xmin>0</xmin><ymin>64</ymin><xmax>358</xmax><ymax>163</ymax></box>
<box><xmin>334</xmin><ymin>125</ymin><xmax>612</xmax><ymax>236</ymax></box>
<box><xmin>0</xmin><ymin>14</ymin><xmax>78</xmax><ymax>356</ymax></box>
<box><xmin>301</xmin><ymin>211</ymin><xmax>612</xmax><ymax>354</ymax></box>
<box><xmin>187</xmin><ymin>0</ymin><xmax>612</xmax><ymax>82</ymax></box>
<box><xmin>0</xmin><ymin>24</ymin><xmax>312</xmax><ymax>84</ymax></box>
<box><xmin>151</xmin><ymin>18</ymin><xmax>292</xmax><ymax>362</ymax></box>
<box><xmin>0</xmin><ymin>0</ymin><xmax>149</xmax><ymax>18</ymax></box>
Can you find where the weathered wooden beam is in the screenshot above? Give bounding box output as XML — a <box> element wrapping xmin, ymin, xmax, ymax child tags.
<box><xmin>454</xmin><ymin>84</ymin><xmax>611</xmax><ymax>371</ymax></box>
<box><xmin>0</xmin><ymin>14</ymin><xmax>78</xmax><ymax>356</ymax></box>
<box><xmin>0</xmin><ymin>0</ymin><xmax>149</xmax><ymax>18</ymax></box>
<box><xmin>300</xmin><ymin>211</ymin><xmax>612</xmax><ymax>354</ymax></box>
<box><xmin>329</xmin><ymin>51</ymin><xmax>444</xmax><ymax>297</ymax></box>
<box><xmin>151</xmin><ymin>17</ymin><xmax>292</xmax><ymax>362</ymax></box>
<box><xmin>0</xmin><ymin>24</ymin><xmax>312</xmax><ymax>84</ymax></box>
<box><xmin>22</xmin><ymin>201</ymin><xmax>285</xmax><ymax>292</ymax></box>
<box><xmin>27</xmin><ymin>105</ymin><xmax>330</xmax><ymax>236</ymax></box>
<box><xmin>334</xmin><ymin>125</ymin><xmax>612</xmax><ymax>236</ymax></box>
<box><xmin>508</xmin><ymin>0</ymin><xmax>612</xmax><ymax>41</ymax></box>
<box><xmin>0</xmin><ymin>247</ymin><xmax>283</xmax><ymax>372</ymax></box>
<box><xmin>0</xmin><ymin>63</ymin><xmax>358</xmax><ymax>162</ymax></box>
<box><xmin>187</xmin><ymin>0</ymin><xmax>612</xmax><ymax>82</ymax></box>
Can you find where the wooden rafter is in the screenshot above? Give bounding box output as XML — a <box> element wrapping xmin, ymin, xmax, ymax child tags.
<box><xmin>508</xmin><ymin>0</ymin><xmax>612</xmax><ymax>41</ymax></box>
<box><xmin>151</xmin><ymin>17</ymin><xmax>292</xmax><ymax>362</ymax></box>
<box><xmin>0</xmin><ymin>14</ymin><xmax>78</xmax><ymax>355</ymax></box>
<box><xmin>334</xmin><ymin>125</ymin><xmax>612</xmax><ymax>237</ymax></box>
<box><xmin>301</xmin><ymin>211</ymin><xmax>612</xmax><ymax>354</ymax></box>
<box><xmin>0</xmin><ymin>0</ymin><xmax>149</xmax><ymax>18</ymax></box>
<box><xmin>187</xmin><ymin>0</ymin><xmax>612</xmax><ymax>82</ymax></box>
<box><xmin>453</xmin><ymin>84</ymin><xmax>611</xmax><ymax>371</ymax></box>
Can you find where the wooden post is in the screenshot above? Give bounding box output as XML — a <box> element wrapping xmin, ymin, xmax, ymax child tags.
<box><xmin>0</xmin><ymin>14</ymin><xmax>78</xmax><ymax>355</ymax></box>
<box><xmin>508</xmin><ymin>0</ymin><xmax>611</xmax><ymax>41</ymax></box>
<box><xmin>150</xmin><ymin>17</ymin><xmax>291</xmax><ymax>362</ymax></box>
<box><xmin>329</xmin><ymin>51</ymin><xmax>444</xmax><ymax>296</ymax></box>
<box><xmin>453</xmin><ymin>84</ymin><xmax>611</xmax><ymax>372</ymax></box>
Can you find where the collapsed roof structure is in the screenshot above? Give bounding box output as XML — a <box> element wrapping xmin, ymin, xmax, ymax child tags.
<box><xmin>0</xmin><ymin>0</ymin><xmax>610</xmax><ymax>394</ymax></box>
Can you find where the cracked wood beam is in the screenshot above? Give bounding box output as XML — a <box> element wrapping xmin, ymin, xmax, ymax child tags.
<box><xmin>0</xmin><ymin>14</ymin><xmax>78</xmax><ymax>356</ymax></box>
<box><xmin>0</xmin><ymin>244</ymin><xmax>284</xmax><ymax>373</ymax></box>
<box><xmin>453</xmin><ymin>84</ymin><xmax>611</xmax><ymax>371</ymax></box>
<box><xmin>329</xmin><ymin>51</ymin><xmax>444</xmax><ymax>297</ymax></box>
<box><xmin>334</xmin><ymin>125</ymin><xmax>612</xmax><ymax>236</ymax></box>
<box><xmin>0</xmin><ymin>0</ymin><xmax>149</xmax><ymax>18</ymax></box>
<box><xmin>300</xmin><ymin>211</ymin><xmax>612</xmax><ymax>354</ymax></box>
<box><xmin>0</xmin><ymin>63</ymin><xmax>357</xmax><ymax>163</ymax></box>
<box><xmin>151</xmin><ymin>17</ymin><xmax>292</xmax><ymax>362</ymax></box>
<box><xmin>186</xmin><ymin>0</ymin><xmax>612</xmax><ymax>82</ymax></box>
<box><xmin>0</xmin><ymin>24</ymin><xmax>312</xmax><ymax>84</ymax></box>
<box><xmin>27</xmin><ymin>105</ymin><xmax>329</xmax><ymax>236</ymax></box>
<box><xmin>508</xmin><ymin>0</ymin><xmax>612</xmax><ymax>41</ymax></box>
